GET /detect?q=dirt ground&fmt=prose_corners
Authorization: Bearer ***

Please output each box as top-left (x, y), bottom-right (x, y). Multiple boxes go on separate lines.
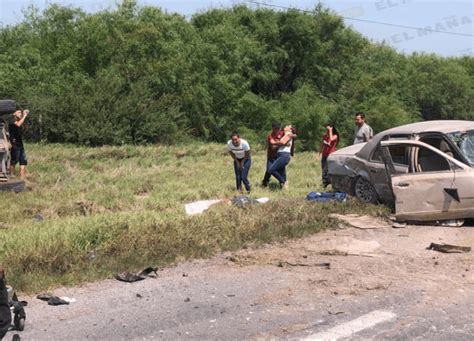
top-left (16, 216), bottom-right (474, 340)
top-left (229, 216), bottom-right (474, 297)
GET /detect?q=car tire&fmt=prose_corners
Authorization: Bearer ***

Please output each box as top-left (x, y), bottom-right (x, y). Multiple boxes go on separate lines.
top-left (353, 177), bottom-right (378, 204)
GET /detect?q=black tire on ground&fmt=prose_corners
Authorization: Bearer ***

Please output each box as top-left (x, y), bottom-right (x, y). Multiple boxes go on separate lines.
top-left (353, 177), bottom-right (378, 204)
top-left (0, 179), bottom-right (25, 193)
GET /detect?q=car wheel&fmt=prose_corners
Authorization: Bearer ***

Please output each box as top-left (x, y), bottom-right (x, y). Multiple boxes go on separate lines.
top-left (354, 177), bottom-right (378, 204)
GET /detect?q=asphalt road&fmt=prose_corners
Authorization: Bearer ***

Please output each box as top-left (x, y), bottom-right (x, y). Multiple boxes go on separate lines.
top-left (12, 220), bottom-right (474, 340)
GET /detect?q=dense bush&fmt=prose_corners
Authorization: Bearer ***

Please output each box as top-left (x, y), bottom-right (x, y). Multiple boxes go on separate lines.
top-left (0, 0), bottom-right (472, 148)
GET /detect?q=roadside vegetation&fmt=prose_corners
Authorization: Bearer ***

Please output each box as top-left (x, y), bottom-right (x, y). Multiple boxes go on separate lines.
top-left (0, 143), bottom-right (387, 292)
top-left (0, 1), bottom-right (472, 149)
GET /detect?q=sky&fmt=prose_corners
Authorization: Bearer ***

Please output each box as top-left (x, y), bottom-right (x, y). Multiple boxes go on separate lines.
top-left (0, 0), bottom-right (472, 57)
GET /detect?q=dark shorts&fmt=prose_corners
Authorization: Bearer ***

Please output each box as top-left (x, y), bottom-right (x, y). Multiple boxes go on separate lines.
top-left (11, 147), bottom-right (27, 166)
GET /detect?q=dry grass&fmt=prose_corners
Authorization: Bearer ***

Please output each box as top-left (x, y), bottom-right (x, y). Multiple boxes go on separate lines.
top-left (0, 143), bottom-right (388, 292)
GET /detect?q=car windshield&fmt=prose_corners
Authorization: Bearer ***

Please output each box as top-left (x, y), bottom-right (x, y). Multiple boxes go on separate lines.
top-left (448, 129), bottom-right (474, 166)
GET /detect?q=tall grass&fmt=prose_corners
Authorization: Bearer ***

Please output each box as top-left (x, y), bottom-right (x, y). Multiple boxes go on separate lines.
top-left (0, 143), bottom-right (387, 292)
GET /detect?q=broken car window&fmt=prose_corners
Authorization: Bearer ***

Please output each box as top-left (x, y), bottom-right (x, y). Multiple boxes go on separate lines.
top-left (448, 130), bottom-right (474, 166)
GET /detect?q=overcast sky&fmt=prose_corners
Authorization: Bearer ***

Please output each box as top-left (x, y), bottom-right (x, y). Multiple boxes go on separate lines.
top-left (0, 0), bottom-right (472, 57)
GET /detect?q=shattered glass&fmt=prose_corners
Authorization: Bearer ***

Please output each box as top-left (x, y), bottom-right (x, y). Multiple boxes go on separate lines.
top-left (448, 129), bottom-right (474, 166)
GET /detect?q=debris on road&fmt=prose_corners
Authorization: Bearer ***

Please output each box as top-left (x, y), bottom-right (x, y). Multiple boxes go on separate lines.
top-left (277, 261), bottom-right (330, 269)
top-left (306, 192), bottom-right (347, 202)
top-left (329, 214), bottom-right (388, 229)
top-left (115, 267), bottom-right (158, 283)
top-left (427, 243), bottom-right (471, 253)
top-left (36, 293), bottom-right (70, 306)
top-left (435, 219), bottom-right (465, 228)
top-left (392, 222), bottom-right (407, 228)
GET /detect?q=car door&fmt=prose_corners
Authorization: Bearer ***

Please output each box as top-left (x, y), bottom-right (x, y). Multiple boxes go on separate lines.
top-left (381, 140), bottom-right (474, 221)
top-left (368, 138), bottom-right (411, 203)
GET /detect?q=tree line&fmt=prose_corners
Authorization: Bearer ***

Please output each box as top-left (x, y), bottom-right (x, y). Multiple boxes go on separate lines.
top-left (0, 0), bottom-right (472, 149)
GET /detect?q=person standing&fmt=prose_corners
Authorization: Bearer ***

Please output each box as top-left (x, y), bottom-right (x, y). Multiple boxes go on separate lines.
top-left (261, 122), bottom-right (284, 187)
top-left (267, 125), bottom-right (296, 189)
top-left (227, 131), bottom-right (251, 193)
top-left (9, 109), bottom-right (29, 177)
top-left (321, 124), bottom-right (339, 188)
top-left (353, 112), bottom-right (373, 144)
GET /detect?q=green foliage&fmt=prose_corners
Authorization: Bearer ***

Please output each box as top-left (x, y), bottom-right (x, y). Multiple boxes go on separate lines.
top-left (0, 2), bottom-right (472, 149)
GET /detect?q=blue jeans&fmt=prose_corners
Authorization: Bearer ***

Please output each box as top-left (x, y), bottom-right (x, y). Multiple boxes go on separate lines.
top-left (268, 152), bottom-right (291, 184)
top-left (262, 157), bottom-right (276, 186)
top-left (321, 156), bottom-right (329, 187)
top-left (233, 157), bottom-right (251, 192)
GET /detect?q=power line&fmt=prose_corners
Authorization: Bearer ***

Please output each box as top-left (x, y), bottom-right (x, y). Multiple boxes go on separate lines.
top-left (246, 0), bottom-right (474, 37)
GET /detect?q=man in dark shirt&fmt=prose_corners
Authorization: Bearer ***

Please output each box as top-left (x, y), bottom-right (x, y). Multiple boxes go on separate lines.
top-left (261, 123), bottom-right (284, 187)
top-left (9, 109), bottom-right (29, 177)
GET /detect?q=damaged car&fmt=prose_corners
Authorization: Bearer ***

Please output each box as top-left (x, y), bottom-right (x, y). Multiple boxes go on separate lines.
top-left (327, 120), bottom-right (474, 221)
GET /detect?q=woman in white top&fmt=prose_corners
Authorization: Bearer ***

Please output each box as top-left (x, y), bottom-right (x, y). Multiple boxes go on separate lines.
top-left (267, 125), bottom-right (296, 189)
top-left (227, 131), bottom-right (252, 193)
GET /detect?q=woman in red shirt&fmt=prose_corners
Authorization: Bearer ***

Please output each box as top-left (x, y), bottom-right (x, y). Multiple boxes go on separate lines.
top-left (321, 124), bottom-right (339, 188)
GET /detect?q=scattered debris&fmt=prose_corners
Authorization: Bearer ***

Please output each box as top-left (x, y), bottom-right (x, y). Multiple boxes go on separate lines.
top-left (182, 273), bottom-right (188, 277)
top-left (277, 261), bottom-right (330, 269)
top-left (427, 243), bottom-right (471, 253)
top-left (184, 298), bottom-right (190, 302)
top-left (329, 214), bottom-right (388, 229)
top-left (184, 200), bottom-right (223, 216)
top-left (392, 222), bottom-right (407, 228)
top-left (328, 311), bottom-right (345, 315)
top-left (32, 214), bottom-right (44, 222)
top-left (136, 293), bottom-right (142, 298)
top-left (306, 192), bottom-right (347, 202)
top-left (226, 256), bottom-right (237, 263)
top-left (115, 267), bottom-right (159, 283)
top-left (36, 293), bottom-right (69, 306)
top-left (232, 196), bottom-right (258, 208)
top-left (60, 297), bottom-right (76, 303)
top-left (435, 219), bottom-right (465, 228)
top-left (255, 197), bottom-right (270, 204)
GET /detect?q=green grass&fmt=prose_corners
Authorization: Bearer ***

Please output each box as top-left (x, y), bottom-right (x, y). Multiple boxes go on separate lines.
top-left (0, 143), bottom-right (388, 292)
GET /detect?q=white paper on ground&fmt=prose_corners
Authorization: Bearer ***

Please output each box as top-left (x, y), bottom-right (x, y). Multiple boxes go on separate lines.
top-left (185, 200), bottom-right (223, 216)
top-left (256, 197), bottom-right (270, 204)
top-left (60, 297), bottom-right (76, 303)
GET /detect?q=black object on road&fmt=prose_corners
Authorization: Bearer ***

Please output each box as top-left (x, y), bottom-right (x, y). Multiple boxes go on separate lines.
top-left (427, 243), bottom-right (471, 253)
top-left (36, 293), bottom-right (69, 306)
top-left (115, 267), bottom-right (158, 283)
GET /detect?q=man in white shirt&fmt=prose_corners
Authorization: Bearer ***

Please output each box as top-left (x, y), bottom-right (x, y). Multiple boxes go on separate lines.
top-left (227, 131), bottom-right (251, 193)
top-left (353, 112), bottom-right (373, 144)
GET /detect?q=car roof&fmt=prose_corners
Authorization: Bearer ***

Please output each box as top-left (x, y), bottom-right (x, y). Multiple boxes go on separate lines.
top-left (357, 120), bottom-right (474, 160)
